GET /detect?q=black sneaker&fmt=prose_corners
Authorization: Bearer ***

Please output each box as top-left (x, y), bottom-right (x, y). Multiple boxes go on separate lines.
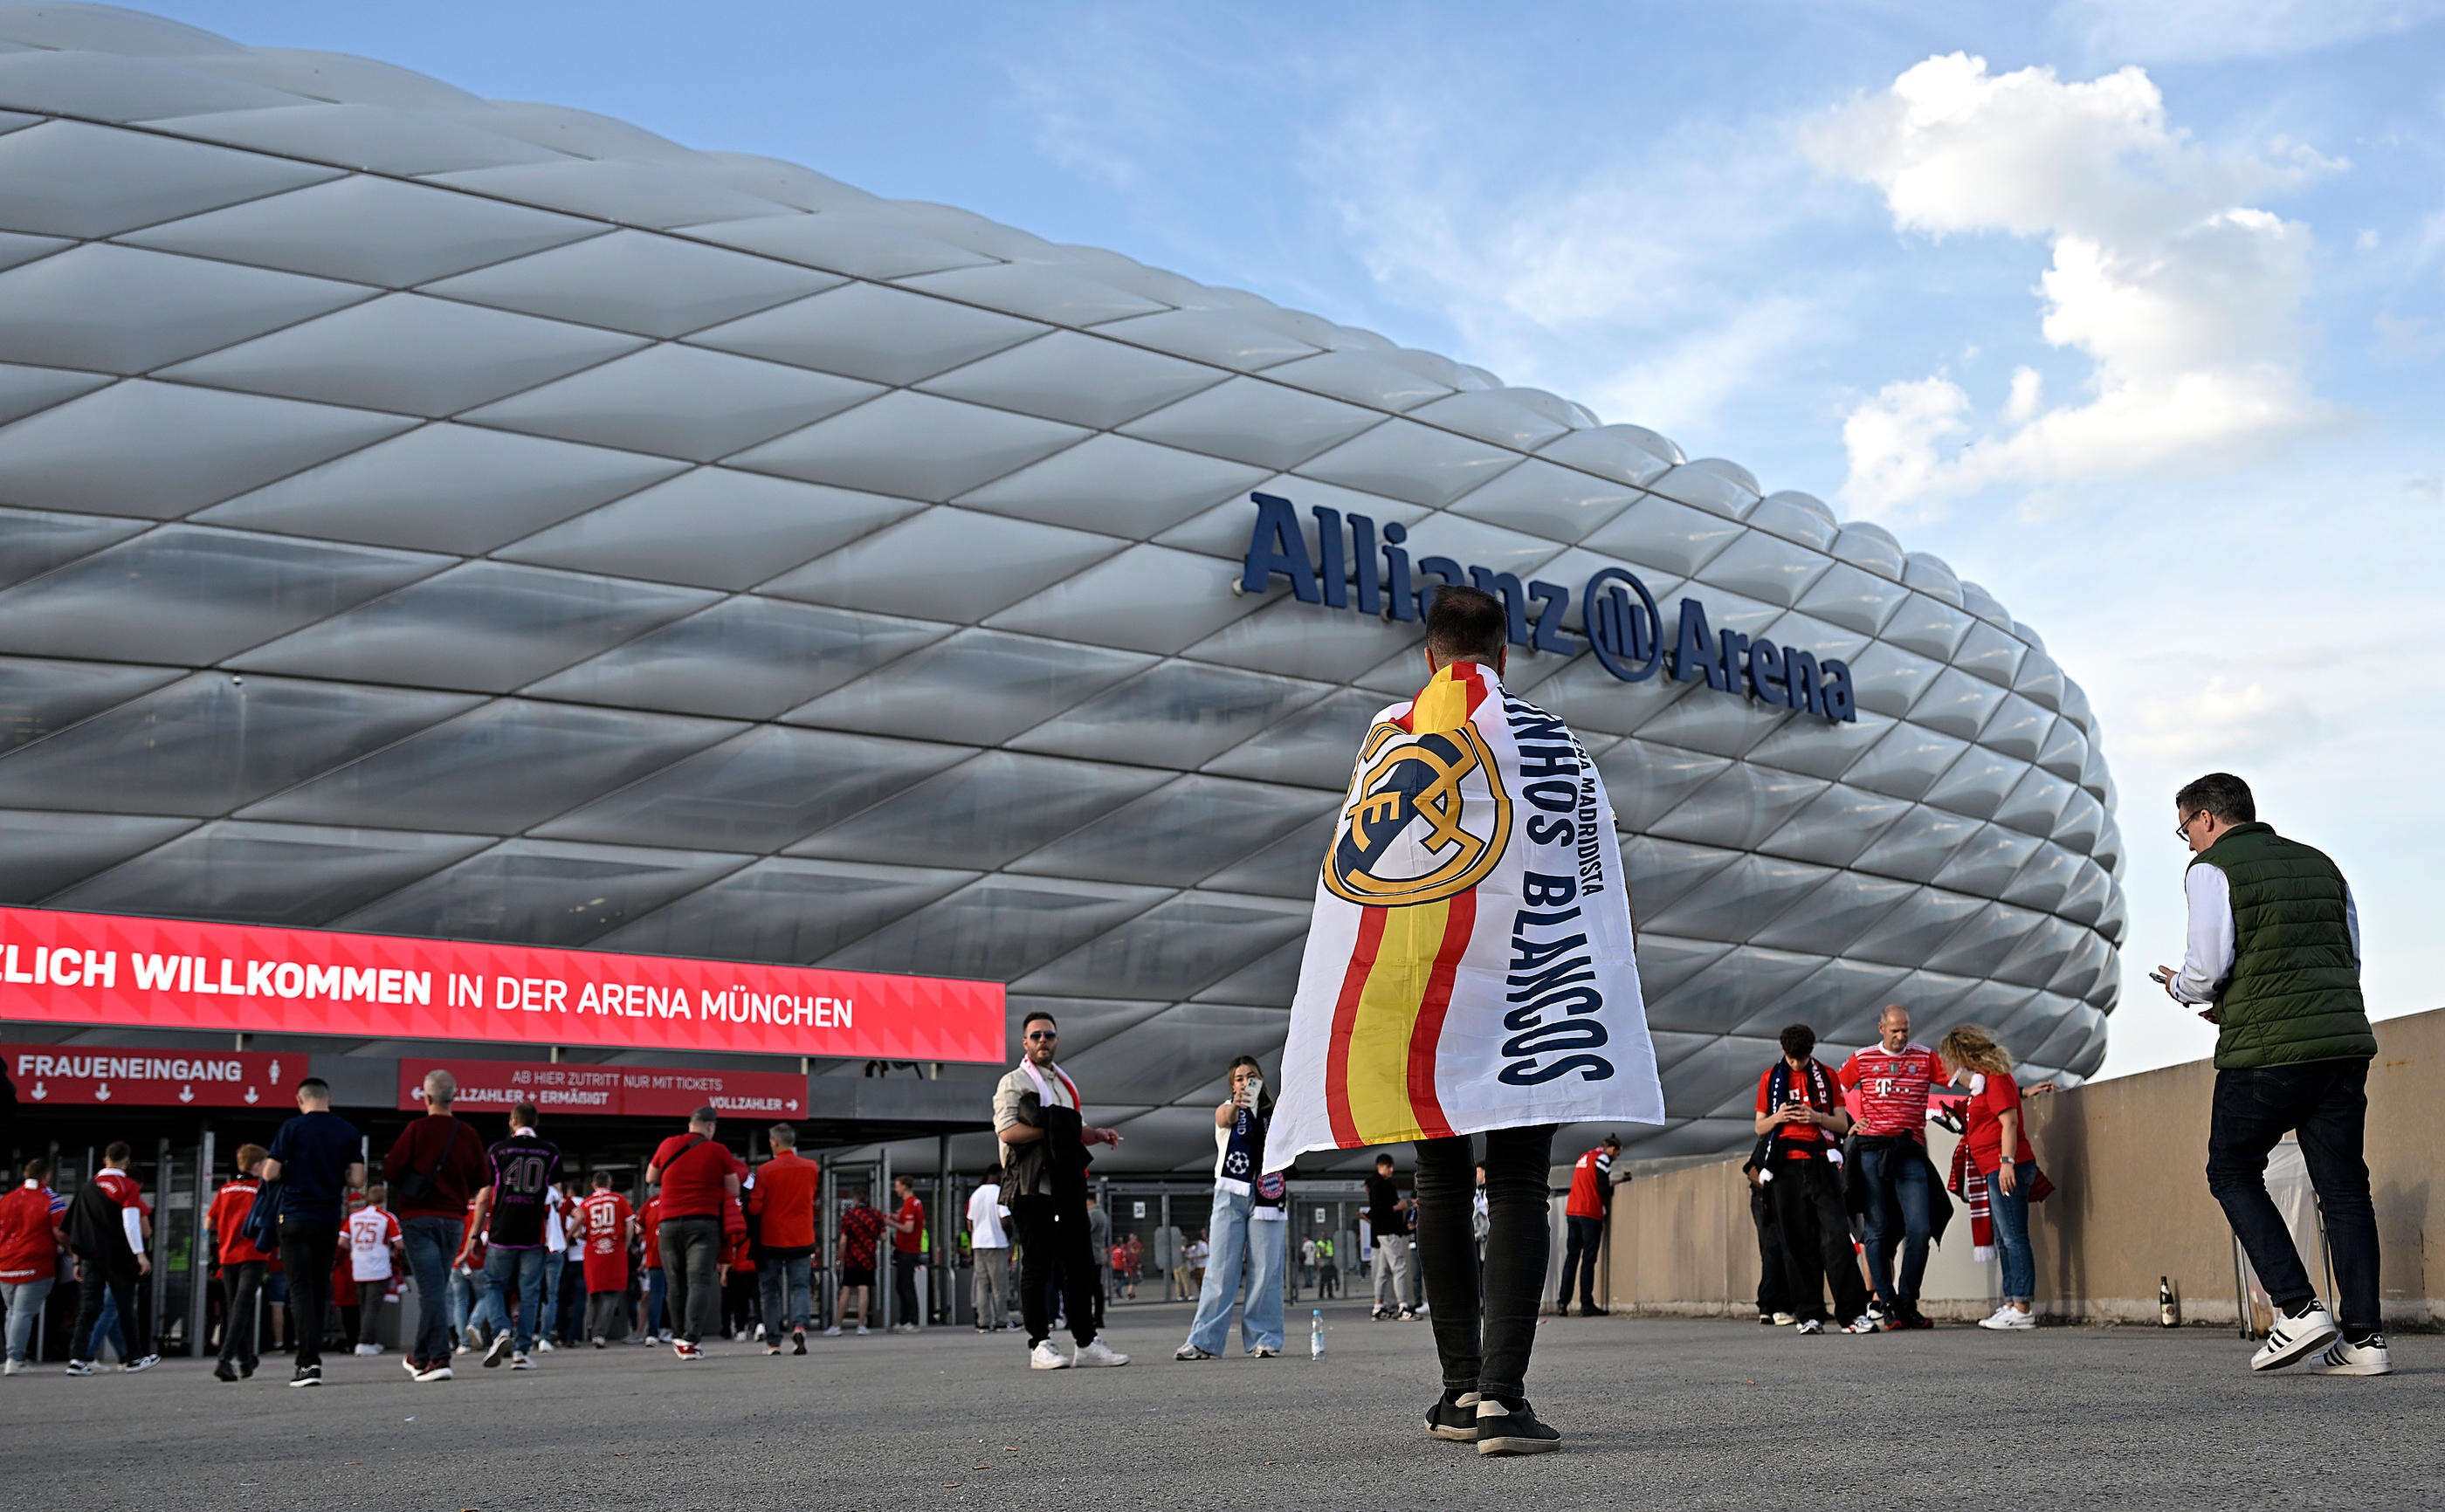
top-left (288, 1365), bottom-right (321, 1388)
top-left (1475, 1397), bottom-right (1561, 1456)
top-left (792, 1329), bottom-right (807, 1356)
top-left (1900, 1305), bottom-right (1934, 1330)
top-left (1577, 1304), bottom-right (1608, 1317)
top-left (1426, 1390), bottom-right (1482, 1441)
top-left (212, 1360), bottom-right (239, 1383)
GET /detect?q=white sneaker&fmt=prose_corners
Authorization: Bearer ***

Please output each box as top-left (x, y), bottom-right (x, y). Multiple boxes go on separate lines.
top-left (353, 1344), bottom-right (380, 1357)
top-left (855, 1325), bottom-right (871, 1337)
top-left (412, 1364), bottom-right (453, 1382)
top-left (1842, 1315), bottom-right (1880, 1334)
top-left (536, 1339), bottom-right (554, 1353)
top-left (1029, 1340), bottom-right (1071, 1371)
top-left (510, 1352), bottom-right (535, 1371)
top-left (1794, 1318), bottom-right (1823, 1335)
top-left (2308, 1334), bottom-right (2392, 1376)
top-left (1772, 1312), bottom-right (1796, 1326)
top-left (1072, 1338), bottom-right (1130, 1368)
top-left (1978, 1304), bottom-right (2035, 1331)
top-left (2252, 1299), bottom-right (2339, 1371)
top-left (121, 1354), bottom-right (162, 1372)
top-left (3, 1359), bottom-right (20, 1376)
top-left (821, 1325), bottom-right (842, 1337)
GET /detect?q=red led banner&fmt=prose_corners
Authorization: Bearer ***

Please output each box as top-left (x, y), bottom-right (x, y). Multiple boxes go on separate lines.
top-left (0, 907), bottom-right (1003, 1063)
top-left (398, 1059), bottom-right (809, 1120)
top-left (5, 1042), bottom-right (301, 1108)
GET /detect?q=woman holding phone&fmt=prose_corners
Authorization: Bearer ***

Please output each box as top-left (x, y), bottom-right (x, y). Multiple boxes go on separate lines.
top-left (1174, 1055), bottom-right (1291, 1359)
top-left (1939, 1025), bottom-right (2042, 1330)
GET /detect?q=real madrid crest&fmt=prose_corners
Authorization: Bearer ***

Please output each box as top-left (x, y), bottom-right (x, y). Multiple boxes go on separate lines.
top-left (1323, 721), bottom-right (1513, 906)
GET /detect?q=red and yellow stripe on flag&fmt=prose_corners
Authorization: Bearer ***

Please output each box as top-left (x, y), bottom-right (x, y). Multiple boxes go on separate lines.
top-left (1322, 663), bottom-right (1488, 1147)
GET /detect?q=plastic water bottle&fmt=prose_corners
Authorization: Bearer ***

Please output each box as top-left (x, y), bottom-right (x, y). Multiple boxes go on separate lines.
top-left (1310, 1309), bottom-right (1325, 1359)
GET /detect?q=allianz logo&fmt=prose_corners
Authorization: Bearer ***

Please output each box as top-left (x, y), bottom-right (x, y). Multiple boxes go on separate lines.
top-left (1236, 492), bottom-right (1858, 724)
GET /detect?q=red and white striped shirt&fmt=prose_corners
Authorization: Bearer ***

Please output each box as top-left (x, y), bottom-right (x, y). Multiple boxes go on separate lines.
top-left (1836, 1044), bottom-right (1946, 1137)
top-left (1838, 1045), bottom-right (1946, 1143)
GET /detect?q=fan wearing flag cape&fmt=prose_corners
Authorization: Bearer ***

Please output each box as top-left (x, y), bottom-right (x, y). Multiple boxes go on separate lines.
top-left (1266, 585), bottom-right (1663, 1457)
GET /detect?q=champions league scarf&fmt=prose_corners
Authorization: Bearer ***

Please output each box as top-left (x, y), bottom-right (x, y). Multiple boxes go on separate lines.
top-left (1266, 662), bottom-right (1663, 1171)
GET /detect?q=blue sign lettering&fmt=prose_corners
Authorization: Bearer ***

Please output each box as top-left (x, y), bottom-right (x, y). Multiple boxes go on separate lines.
top-left (1237, 494), bottom-right (1856, 724)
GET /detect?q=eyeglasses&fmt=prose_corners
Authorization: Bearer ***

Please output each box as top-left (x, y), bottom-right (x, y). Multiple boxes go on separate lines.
top-left (1025, 1030), bottom-right (1058, 1041)
top-left (2174, 811), bottom-right (2199, 841)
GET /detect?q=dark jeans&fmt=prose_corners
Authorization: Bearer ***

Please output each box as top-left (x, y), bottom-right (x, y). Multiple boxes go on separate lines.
top-left (1009, 1192), bottom-right (1099, 1347)
top-left (758, 1254), bottom-right (811, 1334)
top-left (278, 1220), bottom-right (340, 1371)
top-left (658, 1217), bottom-right (722, 1346)
top-left (69, 1261), bottom-right (140, 1364)
top-left (892, 1251), bottom-right (920, 1327)
top-left (1748, 1186), bottom-right (1789, 1315)
top-left (398, 1215), bottom-right (462, 1369)
top-left (215, 1261), bottom-right (265, 1370)
top-left (1767, 1158), bottom-right (1865, 1324)
top-left (1557, 1214), bottom-right (1605, 1307)
top-left (356, 1288), bottom-right (385, 1348)
top-left (1855, 1141), bottom-right (1934, 1309)
top-left (1415, 1124), bottom-right (1554, 1405)
top-left (2206, 1057), bottom-right (2380, 1341)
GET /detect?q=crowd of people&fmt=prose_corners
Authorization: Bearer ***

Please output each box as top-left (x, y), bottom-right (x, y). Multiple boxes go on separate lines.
top-left (0, 725), bottom-right (2396, 1451)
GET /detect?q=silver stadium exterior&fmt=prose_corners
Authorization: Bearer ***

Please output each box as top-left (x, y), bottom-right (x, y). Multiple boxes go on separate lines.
top-left (0, 5), bottom-right (2121, 1170)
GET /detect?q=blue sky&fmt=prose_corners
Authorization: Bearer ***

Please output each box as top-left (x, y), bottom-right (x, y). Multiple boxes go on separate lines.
top-left (138, 1), bottom-right (2445, 1078)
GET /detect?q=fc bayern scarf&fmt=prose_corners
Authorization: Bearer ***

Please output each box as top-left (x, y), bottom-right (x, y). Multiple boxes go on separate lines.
top-left (1266, 663), bottom-right (1663, 1171)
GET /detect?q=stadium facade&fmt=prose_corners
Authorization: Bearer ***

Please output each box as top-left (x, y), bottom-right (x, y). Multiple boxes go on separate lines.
top-left (0, 4), bottom-right (2121, 1171)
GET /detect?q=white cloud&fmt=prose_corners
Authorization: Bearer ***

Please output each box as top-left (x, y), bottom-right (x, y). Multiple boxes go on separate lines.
top-left (2122, 677), bottom-right (2323, 764)
top-left (2055, 0), bottom-right (2445, 65)
top-left (1806, 53), bottom-right (2343, 518)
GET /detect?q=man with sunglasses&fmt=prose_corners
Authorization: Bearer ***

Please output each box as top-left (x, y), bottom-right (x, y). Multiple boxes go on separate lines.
top-left (2151, 771), bottom-right (2385, 1377)
top-left (993, 1011), bottom-right (1128, 1371)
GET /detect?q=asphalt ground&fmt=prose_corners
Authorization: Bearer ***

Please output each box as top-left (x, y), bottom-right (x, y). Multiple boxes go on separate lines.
top-left (1, 1299), bottom-right (2435, 1511)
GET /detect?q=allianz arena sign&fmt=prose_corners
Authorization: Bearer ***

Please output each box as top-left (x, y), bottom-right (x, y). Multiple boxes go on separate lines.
top-left (1240, 493), bottom-right (1858, 722)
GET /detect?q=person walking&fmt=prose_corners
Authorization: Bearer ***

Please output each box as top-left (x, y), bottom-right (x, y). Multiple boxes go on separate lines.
top-left (1, 1156), bottom-right (65, 1376)
top-left (575, 1172), bottom-right (634, 1347)
top-left (1555, 1134), bottom-right (1619, 1316)
top-left (1838, 1006), bottom-right (1949, 1330)
top-left (260, 1079), bottom-right (364, 1386)
top-left (995, 1009), bottom-right (1128, 1370)
top-left (967, 1168), bottom-right (1014, 1332)
top-left (887, 1174), bottom-right (926, 1332)
top-left (203, 1147), bottom-right (274, 1379)
top-left (381, 1069), bottom-right (489, 1383)
top-left (343, 1185), bottom-right (403, 1356)
top-left (1935, 1026), bottom-right (2048, 1331)
top-left (472, 1101), bottom-right (561, 1371)
top-left (1176, 1055), bottom-right (1291, 1361)
top-left (647, 1106), bottom-right (743, 1361)
top-left (748, 1124), bottom-right (818, 1355)
top-left (1754, 1025), bottom-right (1870, 1337)
top-left (2151, 772), bottom-right (2386, 1375)
top-left (1365, 1155), bottom-right (1415, 1321)
top-left (62, 1141), bottom-right (157, 1377)
top-left (827, 1188), bottom-right (884, 1336)
top-left (538, 1181), bottom-right (574, 1351)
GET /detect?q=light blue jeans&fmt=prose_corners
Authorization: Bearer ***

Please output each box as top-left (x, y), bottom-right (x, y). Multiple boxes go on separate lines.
top-left (483, 1247), bottom-right (550, 1353)
top-left (4, 1278), bottom-right (54, 1362)
top-left (1987, 1159), bottom-right (2036, 1305)
top-left (1186, 1186), bottom-right (1288, 1355)
top-left (758, 1254), bottom-right (812, 1332)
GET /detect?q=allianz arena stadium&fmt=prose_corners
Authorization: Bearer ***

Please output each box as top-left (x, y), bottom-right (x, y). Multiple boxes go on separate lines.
top-left (0, 4), bottom-right (2120, 1170)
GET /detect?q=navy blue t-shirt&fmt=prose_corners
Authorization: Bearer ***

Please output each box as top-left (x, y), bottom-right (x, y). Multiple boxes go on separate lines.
top-left (267, 1109), bottom-right (362, 1226)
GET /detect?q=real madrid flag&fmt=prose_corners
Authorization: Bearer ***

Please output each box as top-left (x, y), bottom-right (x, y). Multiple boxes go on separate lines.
top-left (1264, 661), bottom-right (1663, 1171)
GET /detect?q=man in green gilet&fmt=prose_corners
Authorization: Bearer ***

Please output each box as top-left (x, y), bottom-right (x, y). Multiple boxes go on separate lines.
top-left (2150, 772), bottom-right (2386, 1377)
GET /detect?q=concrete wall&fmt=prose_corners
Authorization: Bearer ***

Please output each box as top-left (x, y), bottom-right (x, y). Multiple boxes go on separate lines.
top-left (1608, 1007), bottom-right (2443, 1328)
